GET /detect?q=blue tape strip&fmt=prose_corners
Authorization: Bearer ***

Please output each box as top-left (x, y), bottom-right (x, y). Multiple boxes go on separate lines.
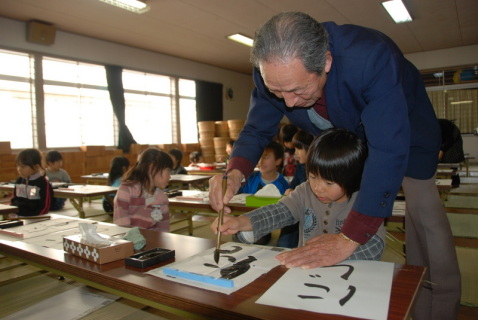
top-left (163, 267), bottom-right (234, 288)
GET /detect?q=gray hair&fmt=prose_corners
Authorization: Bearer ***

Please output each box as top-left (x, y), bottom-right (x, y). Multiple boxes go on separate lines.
top-left (251, 12), bottom-right (329, 74)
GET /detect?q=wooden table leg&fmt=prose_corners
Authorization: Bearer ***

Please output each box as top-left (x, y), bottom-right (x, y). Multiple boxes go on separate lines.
top-left (68, 198), bottom-right (85, 219)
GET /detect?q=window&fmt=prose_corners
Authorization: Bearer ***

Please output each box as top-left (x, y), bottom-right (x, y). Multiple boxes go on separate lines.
top-left (123, 70), bottom-right (198, 144)
top-left (427, 87), bottom-right (478, 134)
top-left (42, 57), bottom-right (116, 147)
top-left (0, 49), bottom-right (199, 150)
top-left (0, 49), bottom-right (36, 149)
top-left (423, 66), bottom-right (478, 134)
top-left (178, 79), bottom-right (198, 143)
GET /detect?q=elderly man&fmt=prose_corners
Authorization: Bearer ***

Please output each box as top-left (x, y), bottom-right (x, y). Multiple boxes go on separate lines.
top-left (209, 12), bottom-right (460, 320)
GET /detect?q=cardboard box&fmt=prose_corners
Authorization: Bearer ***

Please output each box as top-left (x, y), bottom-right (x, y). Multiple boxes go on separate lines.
top-left (245, 195), bottom-right (282, 207)
top-left (0, 141), bottom-right (12, 155)
top-left (63, 234), bottom-right (134, 264)
top-left (80, 145), bottom-right (106, 156)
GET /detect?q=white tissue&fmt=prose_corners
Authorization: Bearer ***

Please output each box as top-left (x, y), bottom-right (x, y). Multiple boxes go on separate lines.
top-left (79, 223), bottom-right (111, 245)
top-left (254, 184), bottom-right (282, 198)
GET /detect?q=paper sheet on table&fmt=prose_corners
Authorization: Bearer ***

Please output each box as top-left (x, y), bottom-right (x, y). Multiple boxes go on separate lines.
top-left (256, 260), bottom-right (394, 320)
top-left (22, 224), bottom-right (131, 249)
top-left (2, 286), bottom-right (118, 320)
top-left (147, 242), bottom-right (287, 294)
top-left (175, 192), bottom-right (251, 205)
top-left (0, 218), bottom-right (81, 239)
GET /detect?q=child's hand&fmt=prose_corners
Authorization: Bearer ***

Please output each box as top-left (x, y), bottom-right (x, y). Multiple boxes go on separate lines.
top-left (211, 215), bottom-right (245, 235)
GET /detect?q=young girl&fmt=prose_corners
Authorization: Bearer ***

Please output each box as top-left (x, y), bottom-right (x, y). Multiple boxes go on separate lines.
top-left (103, 156), bottom-right (130, 212)
top-left (213, 128), bottom-right (386, 261)
top-left (11, 149), bottom-right (53, 216)
top-left (280, 130), bottom-right (315, 248)
top-left (114, 148), bottom-right (173, 232)
top-left (284, 130), bottom-right (315, 195)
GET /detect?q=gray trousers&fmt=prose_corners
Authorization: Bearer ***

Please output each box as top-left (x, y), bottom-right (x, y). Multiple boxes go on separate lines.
top-left (402, 176), bottom-right (461, 320)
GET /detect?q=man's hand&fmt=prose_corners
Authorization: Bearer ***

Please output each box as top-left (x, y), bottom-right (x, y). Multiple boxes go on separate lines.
top-left (208, 169), bottom-right (243, 214)
top-left (275, 233), bottom-right (359, 269)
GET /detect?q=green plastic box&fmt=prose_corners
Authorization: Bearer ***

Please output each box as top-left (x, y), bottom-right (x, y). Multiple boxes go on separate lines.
top-left (245, 195), bottom-right (282, 207)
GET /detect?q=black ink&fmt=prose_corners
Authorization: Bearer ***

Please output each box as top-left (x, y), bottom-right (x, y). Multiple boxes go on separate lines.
top-left (304, 283), bottom-right (330, 292)
top-left (322, 264), bottom-right (354, 280)
top-left (220, 256), bottom-right (257, 279)
top-left (298, 295), bottom-right (324, 299)
top-left (203, 263), bottom-right (219, 268)
top-left (219, 245), bottom-right (242, 254)
top-left (339, 285), bottom-right (356, 306)
top-left (309, 274), bottom-right (321, 278)
top-left (222, 255), bottom-right (236, 262)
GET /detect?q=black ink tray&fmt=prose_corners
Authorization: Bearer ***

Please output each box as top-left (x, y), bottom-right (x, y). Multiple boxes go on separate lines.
top-left (0, 220), bottom-right (23, 229)
top-left (125, 248), bottom-right (175, 268)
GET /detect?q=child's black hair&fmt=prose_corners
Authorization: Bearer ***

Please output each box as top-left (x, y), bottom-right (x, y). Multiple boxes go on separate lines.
top-left (306, 128), bottom-right (367, 197)
top-left (16, 148), bottom-right (44, 170)
top-left (292, 130), bottom-right (315, 151)
top-left (123, 148), bottom-right (173, 194)
top-left (189, 151), bottom-right (202, 163)
top-left (168, 149), bottom-right (183, 168)
top-left (279, 124), bottom-right (299, 143)
top-left (45, 150), bottom-right (63, 164)
top-left (264, 141), bottom-right (285, 171)
top-left (108, 156), bottom-right (130, 185)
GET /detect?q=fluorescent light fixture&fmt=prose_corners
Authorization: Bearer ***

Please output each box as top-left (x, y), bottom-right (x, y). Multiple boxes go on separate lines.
top-left (450, 101), bottom-right (473, 105)
top-left (382, 0), bottom-right (412, 23)
top-left (98, 0), bottom-right (150, 14)
top-left (227, 34), bottom-right (254, 47)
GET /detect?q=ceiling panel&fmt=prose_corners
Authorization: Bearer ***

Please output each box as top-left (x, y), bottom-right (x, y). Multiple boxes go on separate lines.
top-left (1, 0), bottom-right (477, 74)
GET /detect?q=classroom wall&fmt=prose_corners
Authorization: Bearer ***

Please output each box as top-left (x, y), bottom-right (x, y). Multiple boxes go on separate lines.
top-left (405, 44), bottom-right (478, 71)
top-left (0, 17), bottom-right (254, 121)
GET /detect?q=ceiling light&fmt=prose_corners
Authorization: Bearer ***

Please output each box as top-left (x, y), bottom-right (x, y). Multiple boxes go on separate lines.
top-left (98, 0), bottom-right (150, 14)
top-left (382, 0), bottom-right (412, 23)
top-left (450, 101), bottom-right (473, 105)
top-left (227, 34), bottom-right (254, 47)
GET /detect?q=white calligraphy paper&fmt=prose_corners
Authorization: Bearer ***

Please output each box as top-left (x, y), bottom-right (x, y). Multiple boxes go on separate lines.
top-left (148, 242), bottom-right (286, 294)
top-left (256, 260), bottom-right (394, 320)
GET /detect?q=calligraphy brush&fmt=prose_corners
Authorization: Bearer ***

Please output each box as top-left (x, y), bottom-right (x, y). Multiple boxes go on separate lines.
top-left (214, 175), bottom-right (227, 264)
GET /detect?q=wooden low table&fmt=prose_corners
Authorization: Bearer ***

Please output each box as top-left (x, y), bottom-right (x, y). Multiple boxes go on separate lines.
top-left (81, 173), bottom-right (108, 185)
top-left (169, 174), bottom-right (212, 190)
top-left (54, 185), bottom-right (118, 219)
top-left (0, 184), bottom-right (117, 219)
top-left (0, 203), bottom-right (18, 218)
top-left (0, 215), bottom-right (425, 320)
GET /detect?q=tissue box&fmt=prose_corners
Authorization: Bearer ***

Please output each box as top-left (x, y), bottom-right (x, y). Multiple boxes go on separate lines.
top-left (63, 234), bottom-right (134, 264)
top-left (245, 195), bottom-right (282, 207)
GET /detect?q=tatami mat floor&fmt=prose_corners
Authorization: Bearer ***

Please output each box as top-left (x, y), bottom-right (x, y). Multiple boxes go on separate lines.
top-left (1, 164), bottom-right (477, 319)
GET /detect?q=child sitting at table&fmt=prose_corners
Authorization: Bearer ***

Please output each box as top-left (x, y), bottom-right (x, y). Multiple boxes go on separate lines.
top-left (212, 128), bottom-right (385, 260)
top-left (45, 150), bottom-right (71, 210)
top-left (114, 148), bottom-right (173, 232)
top-left (280, 130), bottom-right (315, 248)
top-left (103, 156), bottom-right (130, 212)
top-left (188, 151), bottom-right (203, 167)
top-left (237, 140), bottom-right (289, 245)
top-left (11, 148), bottom-right (53, 216)
top-left (168, 149), bottom-right (188, 174)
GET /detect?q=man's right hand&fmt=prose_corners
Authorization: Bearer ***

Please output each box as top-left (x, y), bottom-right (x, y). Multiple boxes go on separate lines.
top-left (208, 169), bottom-right (244, 214)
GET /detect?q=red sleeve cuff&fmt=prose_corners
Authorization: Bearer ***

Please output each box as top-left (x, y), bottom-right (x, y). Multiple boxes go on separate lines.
top-left (341, 210), bottom-right (384, 244)
top-left (227, 156), bottom-right (256, 180)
